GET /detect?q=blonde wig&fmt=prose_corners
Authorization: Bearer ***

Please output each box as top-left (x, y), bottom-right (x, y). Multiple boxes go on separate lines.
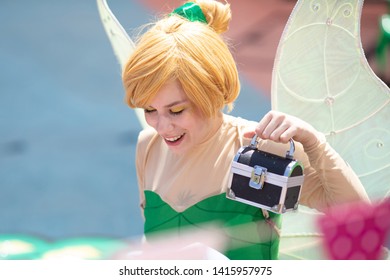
top-left (122, 0), bottom-right (240, 118)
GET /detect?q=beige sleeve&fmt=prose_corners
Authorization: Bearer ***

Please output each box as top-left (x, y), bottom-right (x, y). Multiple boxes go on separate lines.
top-left (135, 128), bottom-right (157, 219)
top-left (296, 133), bottom-right (370, 211)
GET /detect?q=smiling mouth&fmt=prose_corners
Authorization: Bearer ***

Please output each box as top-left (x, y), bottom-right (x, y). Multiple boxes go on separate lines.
top-left (165, 133), bottom-right (185, 143)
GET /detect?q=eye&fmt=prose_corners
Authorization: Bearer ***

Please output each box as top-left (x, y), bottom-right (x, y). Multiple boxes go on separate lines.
top-left (144, 108), bottom-right (156, 114)
top-left (170, 106), bottom-right (185, 116)
top-left (170, 109), bottom-right (184, 116)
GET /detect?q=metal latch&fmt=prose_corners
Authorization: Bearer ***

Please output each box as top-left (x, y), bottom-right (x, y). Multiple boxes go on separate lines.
top-left (249, 165), bottom-right (267, 189)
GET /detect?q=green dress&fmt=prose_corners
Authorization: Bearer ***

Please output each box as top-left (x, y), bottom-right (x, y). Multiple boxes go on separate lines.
top-left (143, 190), bottom-right (282, 260)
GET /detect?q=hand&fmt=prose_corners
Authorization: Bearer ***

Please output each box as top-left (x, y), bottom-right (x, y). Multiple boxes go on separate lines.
top-left (243, 110), bottom-right (320, 148)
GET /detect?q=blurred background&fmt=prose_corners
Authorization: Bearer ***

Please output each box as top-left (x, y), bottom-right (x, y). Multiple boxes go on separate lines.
top-left (0, 0), bottom-right (388, 252)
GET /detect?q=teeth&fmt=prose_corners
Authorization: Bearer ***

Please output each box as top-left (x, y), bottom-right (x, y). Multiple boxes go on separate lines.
top-left (165, 133), bottom-right (184, 142)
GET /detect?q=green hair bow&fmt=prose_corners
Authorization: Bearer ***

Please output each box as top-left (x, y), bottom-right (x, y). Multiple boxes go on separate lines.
top-left (171, 2), bottom-right (207, 24)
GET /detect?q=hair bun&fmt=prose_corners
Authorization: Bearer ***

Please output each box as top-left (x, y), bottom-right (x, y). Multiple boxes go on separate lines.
top-left (195, 0), bottom-right (232, 34)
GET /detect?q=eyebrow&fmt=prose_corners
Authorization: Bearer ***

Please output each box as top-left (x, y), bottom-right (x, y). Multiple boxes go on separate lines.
top-left (147, 100), bottom-right (189, 109)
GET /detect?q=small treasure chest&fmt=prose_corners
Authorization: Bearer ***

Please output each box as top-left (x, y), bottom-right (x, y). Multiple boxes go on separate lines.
top-left (227, 135), bottom-right (304, 214)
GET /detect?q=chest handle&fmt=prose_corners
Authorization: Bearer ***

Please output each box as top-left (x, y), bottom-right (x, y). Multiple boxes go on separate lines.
top-left (249, 135), bottom-right (295, 160)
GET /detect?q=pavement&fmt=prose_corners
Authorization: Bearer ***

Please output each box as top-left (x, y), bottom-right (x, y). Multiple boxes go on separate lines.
top-left (0, 0), bottom-right (388, 244)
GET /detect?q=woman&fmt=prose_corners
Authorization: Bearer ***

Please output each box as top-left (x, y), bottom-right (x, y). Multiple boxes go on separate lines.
top-left (122, 0), bottom-right (369, 259)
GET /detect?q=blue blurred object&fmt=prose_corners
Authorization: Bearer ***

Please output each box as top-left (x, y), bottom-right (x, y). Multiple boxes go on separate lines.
top-left (0, 234), bottom-right (130, 260)
top-left (0, 234), bottom-right (50, 260)
top-left (0, 0), bottom-right (149, 240)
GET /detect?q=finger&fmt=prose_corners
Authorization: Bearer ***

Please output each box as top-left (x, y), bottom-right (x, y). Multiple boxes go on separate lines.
top-left (243, 130), bottom-right (256, 139)
top-left (268, 122), bottom-right (296, 143)
top-left (259, 114), bottom-right (285, 139)
top-left (278, 127), bottom-right (297, 143)
top-left (269, 124), bottom-right (289, 142)
top-left (255, 111), bottom-right (273, 137)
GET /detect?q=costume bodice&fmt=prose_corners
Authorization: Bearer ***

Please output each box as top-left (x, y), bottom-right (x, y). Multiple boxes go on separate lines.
top-left (143, 190), bottom-right (281, 260)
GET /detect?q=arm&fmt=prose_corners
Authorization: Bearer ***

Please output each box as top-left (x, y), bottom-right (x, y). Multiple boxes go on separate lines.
top-left (135, 136), bottom-right (146, 220)
top-left (135, 127), bottom-right (158, 219)
top-left (244, 110), bottom-right (370, 211)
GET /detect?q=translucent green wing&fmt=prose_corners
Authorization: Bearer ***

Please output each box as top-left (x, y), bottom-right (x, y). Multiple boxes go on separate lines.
top-left (272, 0), bottom-right (390, 259)
top-left (97, 0), bottom-right (148, 128)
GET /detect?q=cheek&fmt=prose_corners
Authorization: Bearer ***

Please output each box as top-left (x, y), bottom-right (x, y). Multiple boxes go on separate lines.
top-left (144, 114), bottom-right (156, 128)
top-left (179, 113), bottom-right (197, 130)
top-left (184, 116), bottom-right (205, 135)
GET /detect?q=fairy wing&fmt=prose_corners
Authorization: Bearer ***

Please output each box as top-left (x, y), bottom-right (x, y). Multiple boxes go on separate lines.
top-left (272, 0), bottom-right (390, 259)
top-left (97, 0), bottom-right (148, 128)
top-left (272, 0), bottom-right (390, 200)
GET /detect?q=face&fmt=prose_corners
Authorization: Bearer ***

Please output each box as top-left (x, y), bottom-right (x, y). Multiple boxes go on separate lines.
top-left (143, 80), bottom-right (221, 155)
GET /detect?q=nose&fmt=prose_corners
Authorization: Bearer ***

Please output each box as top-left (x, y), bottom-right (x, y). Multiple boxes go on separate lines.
top-left (155, 115), bottom-right (173, 134)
